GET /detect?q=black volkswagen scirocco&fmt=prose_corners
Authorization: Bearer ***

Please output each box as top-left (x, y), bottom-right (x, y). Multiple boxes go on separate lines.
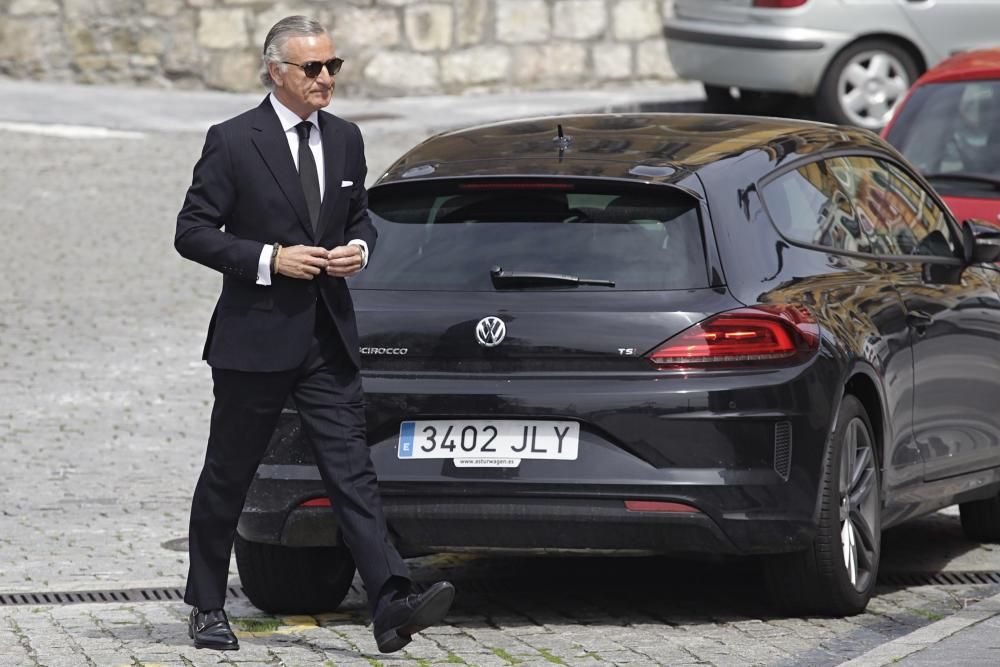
top-left (234, 113), bottom-right (1000, 617)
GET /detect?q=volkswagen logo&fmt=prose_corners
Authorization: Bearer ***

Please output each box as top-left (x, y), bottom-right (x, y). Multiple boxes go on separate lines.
top-left (475, 316), bottom-right (506, 347)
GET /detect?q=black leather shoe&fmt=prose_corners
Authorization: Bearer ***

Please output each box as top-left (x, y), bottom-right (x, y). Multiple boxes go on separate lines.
top-left (373, 581), bottom-right (455, 653)
top-left (188, 607), bottom-right (239, 651)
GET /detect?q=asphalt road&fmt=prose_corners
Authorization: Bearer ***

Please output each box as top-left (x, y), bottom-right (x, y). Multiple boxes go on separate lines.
top-left (2, 79), bottom-right (1000, 666)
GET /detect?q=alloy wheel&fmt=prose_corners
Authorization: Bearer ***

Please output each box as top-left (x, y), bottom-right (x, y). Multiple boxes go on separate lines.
top-left (838, 416), bottom-right (878, 591)
top-left (836, 50), bottom-right (911, 130)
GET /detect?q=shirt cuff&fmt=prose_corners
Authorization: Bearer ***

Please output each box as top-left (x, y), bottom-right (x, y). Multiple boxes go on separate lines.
top-left (348, 239), bottom-right (369, 269)
top-left (256, 244), bottom-right (273, 286)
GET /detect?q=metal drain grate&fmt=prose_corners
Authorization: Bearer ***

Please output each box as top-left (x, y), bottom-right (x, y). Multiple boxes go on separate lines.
top-left (0, 586), bottom-right (244, 607)
top-left (879, 571), bottom-right (1000, 587)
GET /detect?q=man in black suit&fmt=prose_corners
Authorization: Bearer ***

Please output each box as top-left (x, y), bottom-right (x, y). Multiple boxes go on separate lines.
top-left (174, 15), bottom-right (454, 654)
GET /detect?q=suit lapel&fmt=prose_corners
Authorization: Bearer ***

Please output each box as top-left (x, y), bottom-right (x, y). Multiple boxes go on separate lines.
top-left (250, 99), bottom-right (314, 241)
top-left (317, 112), bottom-right (345, 241)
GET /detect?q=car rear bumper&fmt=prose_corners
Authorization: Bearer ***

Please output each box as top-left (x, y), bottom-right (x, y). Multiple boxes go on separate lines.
top-left (239, 484), bottom-right (819, 557)
top-left (664, 18), bottom-right (848, 95)
top-left (240, 358), bottom-right (841, 557)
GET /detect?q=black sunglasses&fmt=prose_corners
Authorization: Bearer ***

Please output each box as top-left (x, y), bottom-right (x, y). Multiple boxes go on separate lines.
top-left (282, 57), bottom-right (344, 78)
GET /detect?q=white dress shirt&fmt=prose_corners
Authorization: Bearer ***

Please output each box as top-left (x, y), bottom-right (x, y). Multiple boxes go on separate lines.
top-left (256, 93), bottom-right (368, 285)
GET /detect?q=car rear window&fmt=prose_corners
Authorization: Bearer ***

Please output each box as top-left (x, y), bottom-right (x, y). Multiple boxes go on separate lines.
top-left (351, 180), bottom-right (709, 291)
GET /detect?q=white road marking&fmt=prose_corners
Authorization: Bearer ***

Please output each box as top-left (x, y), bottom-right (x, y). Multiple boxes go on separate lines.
top-left (0, 121), bottom-right (145, 139)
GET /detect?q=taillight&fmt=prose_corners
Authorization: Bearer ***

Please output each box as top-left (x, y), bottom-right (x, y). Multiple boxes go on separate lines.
top-left (647, 305), bottom-right (819, 369)
top-left (753, 0), bottom-right (808, 7)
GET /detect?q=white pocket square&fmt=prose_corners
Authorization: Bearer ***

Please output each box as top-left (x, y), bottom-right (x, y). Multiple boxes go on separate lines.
top-left (341, 180), bottom-right (354, 187)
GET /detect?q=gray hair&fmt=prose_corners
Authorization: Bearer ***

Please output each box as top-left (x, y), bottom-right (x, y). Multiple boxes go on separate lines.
top-left (259, 15), bottom-right (327, 90)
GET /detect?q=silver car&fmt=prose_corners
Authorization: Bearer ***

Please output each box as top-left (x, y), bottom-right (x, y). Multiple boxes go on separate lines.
top-left (664, 0), bottom-right (1000, 130)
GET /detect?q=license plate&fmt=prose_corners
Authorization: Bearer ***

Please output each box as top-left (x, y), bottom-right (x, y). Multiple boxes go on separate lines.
top-left (397, 420), bottom-right (579, 461)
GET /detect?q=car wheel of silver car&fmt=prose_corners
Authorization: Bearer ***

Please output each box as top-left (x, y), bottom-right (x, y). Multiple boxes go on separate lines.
top-left (817, 39), bottom-right (919, 131)
top-left (235, 534), bottom-right (356, 614)
top-left (764, 395), bottom-right (881, 616)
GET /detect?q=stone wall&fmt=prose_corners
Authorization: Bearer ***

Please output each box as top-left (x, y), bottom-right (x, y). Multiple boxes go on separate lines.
top-left (0, 0), bottom-right (677, 97)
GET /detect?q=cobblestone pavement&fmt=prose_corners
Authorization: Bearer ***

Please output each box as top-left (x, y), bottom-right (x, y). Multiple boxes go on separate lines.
top-left (4, 113), bottom-right (1000, 667)
top-left (1, 558), bottom-right (998, 667)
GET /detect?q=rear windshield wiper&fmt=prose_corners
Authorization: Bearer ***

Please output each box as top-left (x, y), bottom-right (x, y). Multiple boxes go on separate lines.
top-left (922, 172), bottom-right (1000, 190)
top-left (490, 266), bottom-right (615, 288)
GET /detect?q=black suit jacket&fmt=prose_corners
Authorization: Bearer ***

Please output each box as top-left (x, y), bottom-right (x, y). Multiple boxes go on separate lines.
top-left (175, 97), bottom-right (377, 372)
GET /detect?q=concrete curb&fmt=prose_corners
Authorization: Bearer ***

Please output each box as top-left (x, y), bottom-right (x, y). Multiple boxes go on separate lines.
top-left (838, 591), bottom-right (1000, 666)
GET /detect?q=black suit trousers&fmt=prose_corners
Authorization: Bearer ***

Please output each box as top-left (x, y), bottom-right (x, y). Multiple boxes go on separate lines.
top-left (184, 305), bottom-right (409, 611)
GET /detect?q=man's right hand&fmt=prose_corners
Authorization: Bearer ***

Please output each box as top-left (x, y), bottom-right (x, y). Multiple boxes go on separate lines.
top-left (275, 245), bottom-right (329, 280)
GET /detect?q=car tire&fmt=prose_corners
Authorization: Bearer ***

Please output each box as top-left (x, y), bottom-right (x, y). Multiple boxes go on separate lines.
top-left (235, 534), bottom-right (356, 614)
top-left (764, 395), bottom-right (881, 616)
top-left (816, 39), bottom-right (919, 130)
top-left (959, 495), bottom-right (1000, 541)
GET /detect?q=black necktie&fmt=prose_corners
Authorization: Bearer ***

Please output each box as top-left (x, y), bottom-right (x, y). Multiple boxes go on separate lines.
top-left (296, 121), bottom-right (321, 231)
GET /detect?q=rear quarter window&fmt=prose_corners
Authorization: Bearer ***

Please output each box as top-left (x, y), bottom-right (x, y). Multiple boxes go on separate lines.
top-left (760, 160), bottom-right (873, 254)
top-left (351, 181), bottom-right (709, 291)
top-left (760, 155), bottom-right (959, 259)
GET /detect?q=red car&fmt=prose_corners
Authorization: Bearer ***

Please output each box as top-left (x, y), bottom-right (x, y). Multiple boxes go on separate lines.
top-left (883, 48), bottom-right (1000, 226)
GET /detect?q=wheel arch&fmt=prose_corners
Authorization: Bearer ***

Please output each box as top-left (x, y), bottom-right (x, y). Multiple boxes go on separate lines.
top-left (842, 368), bottom-right (887, 472)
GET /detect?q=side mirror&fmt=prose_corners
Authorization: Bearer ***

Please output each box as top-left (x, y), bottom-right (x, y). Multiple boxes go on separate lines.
top-left (961, 219), bottom-right (1000, 264)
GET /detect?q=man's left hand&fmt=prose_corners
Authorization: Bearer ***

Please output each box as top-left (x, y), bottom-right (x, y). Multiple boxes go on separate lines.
top-left (326, 244), bottom-right (364, 277)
